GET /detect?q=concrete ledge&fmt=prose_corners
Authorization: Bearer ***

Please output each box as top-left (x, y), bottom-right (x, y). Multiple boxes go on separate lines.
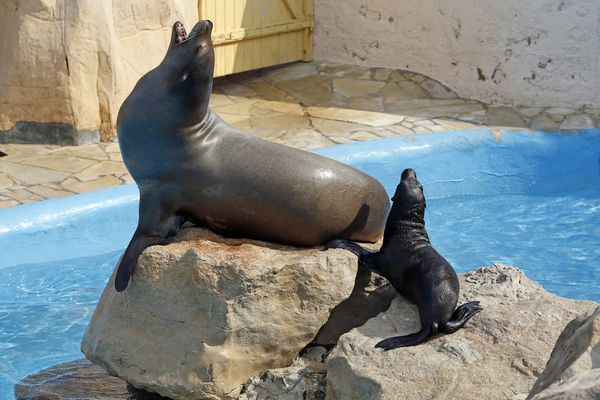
top-left (0, 121), bottom-right (99, 146)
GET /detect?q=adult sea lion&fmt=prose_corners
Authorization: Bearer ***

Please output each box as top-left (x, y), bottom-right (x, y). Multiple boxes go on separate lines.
top-left (328, 169), bottom-right (482, 350)
top-left (114, 20), bottom-right (390, 292)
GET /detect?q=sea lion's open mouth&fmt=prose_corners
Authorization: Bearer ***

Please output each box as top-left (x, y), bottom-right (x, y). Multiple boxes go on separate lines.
top-left (175, 20), bottom-right (213, 44)
top-left (175, 21), bottom-right (187, 44)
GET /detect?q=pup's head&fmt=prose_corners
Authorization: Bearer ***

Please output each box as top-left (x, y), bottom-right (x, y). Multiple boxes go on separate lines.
top-left (391, 168), bottom-right (426, 221)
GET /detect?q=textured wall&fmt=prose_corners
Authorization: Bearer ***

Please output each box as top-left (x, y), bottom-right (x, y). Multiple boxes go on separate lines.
top-left (0, 0), bottom-right (197, 140)
top-left (314, 0), bottom-right (600, 108)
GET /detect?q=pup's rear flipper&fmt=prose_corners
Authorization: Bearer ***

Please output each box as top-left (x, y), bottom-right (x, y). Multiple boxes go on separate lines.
top-left (375, 325), bottom-right (432, 351)
top-left (441, 301), bottom-right (483, 334)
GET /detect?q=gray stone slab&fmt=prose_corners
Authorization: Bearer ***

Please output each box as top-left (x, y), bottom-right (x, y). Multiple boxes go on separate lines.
top-left (0, 121), bottom-right (99, 146)
top-left (15, 359), bottom-right (167, 399)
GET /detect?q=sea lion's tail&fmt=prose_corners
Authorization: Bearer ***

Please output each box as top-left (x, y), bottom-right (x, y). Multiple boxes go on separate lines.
top-left (375, 325), bottom-right (433, 350)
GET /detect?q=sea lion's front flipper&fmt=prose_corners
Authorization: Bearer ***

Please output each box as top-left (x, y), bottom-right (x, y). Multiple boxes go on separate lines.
top-left (375, 325), bottom-right (433, 350)
top-left (115, 231), bottom-right (166, 292)
top-left (441, 301), bottom-right (483, 334)
top-left (114, 194), bottom-right (185, 292)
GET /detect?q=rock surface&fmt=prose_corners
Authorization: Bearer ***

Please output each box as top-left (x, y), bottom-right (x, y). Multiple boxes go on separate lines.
top-left (528, 306), bottom-right (600, 399)
top-left (325, 264), bottom-right (597, 400)
top-left (239, 346), bottom-right (328, 400)
top-left (0, 0), bottom-right (197, 142)
top-left (81, 227), bottom-right (358, 399)
top-left (312, 263), bottom-right (396, 346)
top-left (14, 359), bottom-right (166, 399)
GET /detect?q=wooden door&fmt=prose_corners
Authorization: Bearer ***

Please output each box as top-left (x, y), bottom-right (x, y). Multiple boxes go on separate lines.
top-left (199, 0), bottom-right (313, 77)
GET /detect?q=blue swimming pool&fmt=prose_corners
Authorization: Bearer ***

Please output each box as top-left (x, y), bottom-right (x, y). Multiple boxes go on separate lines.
top-left (1, 129), bottom-right (599, 398)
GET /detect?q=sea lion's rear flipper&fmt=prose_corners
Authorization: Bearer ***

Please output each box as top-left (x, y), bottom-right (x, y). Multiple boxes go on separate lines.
top-left (441, 301), bottom-right (483, 334)
top-left (375, 325), bottom-right (432, 350)
top-left (115, 194), bottom-right (185, 292)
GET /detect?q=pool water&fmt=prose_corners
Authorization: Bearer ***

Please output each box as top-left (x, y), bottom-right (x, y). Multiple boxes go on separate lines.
top-left (428, 190), bottom-right (600, 300)
top-left (0, 251), bottom-right (120, 397)
top-left (0, 129), bottom-right (599, 398)
top-left (1, 193), bottom-right (599, 398)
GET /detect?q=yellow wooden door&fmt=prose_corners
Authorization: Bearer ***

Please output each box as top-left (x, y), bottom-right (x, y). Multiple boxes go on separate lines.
top-left (199, 0), bottom-right (313, 77)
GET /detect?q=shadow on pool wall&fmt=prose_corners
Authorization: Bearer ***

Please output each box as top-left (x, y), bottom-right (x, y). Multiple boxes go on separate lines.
top-left (1, 128), bottom-right (599, 268)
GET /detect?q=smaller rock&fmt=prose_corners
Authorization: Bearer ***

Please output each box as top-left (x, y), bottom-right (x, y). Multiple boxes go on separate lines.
top-left (528, 307), bottom-right (600, 399)
top-left (559, 113), bottom-right (595, 130)
top-left (325, 264), bottom-right (597, 400)
top-left (14, 359), bottom-right (166, 400)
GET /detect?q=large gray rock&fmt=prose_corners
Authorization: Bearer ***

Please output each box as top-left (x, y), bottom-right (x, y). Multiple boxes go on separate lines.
top-left (325, 264), bottom-right (597, 400)
top-left (82, 227), bottom-right (358, 400)
top-left (528, 306), bottom-right (600, 399)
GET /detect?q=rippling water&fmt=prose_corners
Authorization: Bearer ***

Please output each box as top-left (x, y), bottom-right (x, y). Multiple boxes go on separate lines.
top-left (427, 189), bottom-right (600, 301)
top-left (1, 190), bottom-right (599, 398)
top-left (0, 251), bottom-right (120, 398)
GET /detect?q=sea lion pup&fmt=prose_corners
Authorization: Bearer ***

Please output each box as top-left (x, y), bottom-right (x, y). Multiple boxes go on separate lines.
top-left (327, 168), bottom-right (482, 350)
top-left (113, 20), bottom-right (390, 292)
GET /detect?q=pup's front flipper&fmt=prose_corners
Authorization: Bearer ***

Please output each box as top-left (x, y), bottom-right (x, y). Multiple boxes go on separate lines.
top-left (375, 325), bottom-right (432, 350)
top-left (114, 193), bottom-right (185, 292)
top-left (326, 239), bottom-right (369, 256)
top-left (441, 301), bottom-right (483, 334)
top-left (326, 239), bottom-right (379, 273)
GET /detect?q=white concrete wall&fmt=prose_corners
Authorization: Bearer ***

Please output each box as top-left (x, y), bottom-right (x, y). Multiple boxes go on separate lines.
top-left (314, 0), bottom-right (600, 108)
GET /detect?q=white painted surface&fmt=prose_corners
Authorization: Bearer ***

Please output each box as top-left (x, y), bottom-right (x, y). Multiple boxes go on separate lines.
top-left (314, 0), bottom-right (600, 107)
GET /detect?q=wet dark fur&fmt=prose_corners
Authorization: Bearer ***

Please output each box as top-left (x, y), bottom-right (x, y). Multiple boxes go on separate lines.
top-left (328, 169), bottom-right (482, 350)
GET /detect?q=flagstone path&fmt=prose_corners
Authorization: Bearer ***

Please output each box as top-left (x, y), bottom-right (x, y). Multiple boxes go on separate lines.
top-left (1, 62), bottom-right (598, 209)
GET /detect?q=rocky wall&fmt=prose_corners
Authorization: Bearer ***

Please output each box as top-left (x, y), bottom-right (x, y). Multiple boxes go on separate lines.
top-left (0, 0), bottom-right (197, 144)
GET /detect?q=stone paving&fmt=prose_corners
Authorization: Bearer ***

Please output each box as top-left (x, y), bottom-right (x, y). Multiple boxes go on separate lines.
top-left (1, 61), bottom-right (598, 209)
